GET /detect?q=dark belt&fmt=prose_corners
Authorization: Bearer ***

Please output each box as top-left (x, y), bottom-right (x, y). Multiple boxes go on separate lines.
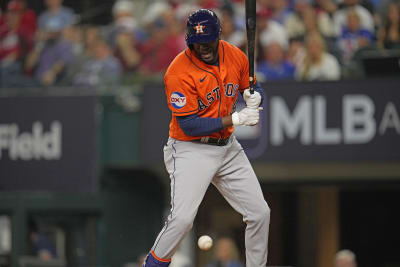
top-left (193, 137), bottom-right (230, 146)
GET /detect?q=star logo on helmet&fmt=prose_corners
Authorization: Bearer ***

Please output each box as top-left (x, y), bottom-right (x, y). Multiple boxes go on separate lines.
top-left (194, 23), bottom-right (205, 34)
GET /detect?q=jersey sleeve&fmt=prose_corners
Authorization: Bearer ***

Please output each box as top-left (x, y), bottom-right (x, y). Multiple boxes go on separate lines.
top-left (165, 74), bottom-right (198, 116)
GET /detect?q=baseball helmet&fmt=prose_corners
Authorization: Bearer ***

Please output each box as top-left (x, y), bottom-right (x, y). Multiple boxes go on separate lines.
top-left (185, 9), bottom-right (221, 46)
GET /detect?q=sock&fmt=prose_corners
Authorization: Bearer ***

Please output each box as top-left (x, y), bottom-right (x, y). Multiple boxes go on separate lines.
top-left (143, 251), bottom-right (171, 267)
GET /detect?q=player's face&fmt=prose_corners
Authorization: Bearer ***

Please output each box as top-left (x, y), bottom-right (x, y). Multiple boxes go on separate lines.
top-left (193, 39), bottom-right (219, 64)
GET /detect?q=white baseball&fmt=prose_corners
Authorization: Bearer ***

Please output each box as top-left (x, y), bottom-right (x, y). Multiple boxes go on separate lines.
top-left (198, 235), bottom-right (213, 251)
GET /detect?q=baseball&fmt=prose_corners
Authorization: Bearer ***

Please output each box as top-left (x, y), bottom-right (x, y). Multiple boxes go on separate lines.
top-left (198, 235), bottom-right (213, 251)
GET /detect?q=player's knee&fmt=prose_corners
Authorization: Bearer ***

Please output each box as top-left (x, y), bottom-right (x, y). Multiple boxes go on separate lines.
top-left (264, 204), bottom-right (271, 220)
top-left (254, 202), bottom-right (270, 224)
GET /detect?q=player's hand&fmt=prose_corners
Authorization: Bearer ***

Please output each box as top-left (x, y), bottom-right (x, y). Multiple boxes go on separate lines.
top-left (232, 107), bottom-right (262, 126)
top-left (243, 89), bottom-right (261, 108)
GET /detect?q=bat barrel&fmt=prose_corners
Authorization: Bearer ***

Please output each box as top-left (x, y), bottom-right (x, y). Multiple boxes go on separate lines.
top-left (245, 0), bottom-right (256, 94)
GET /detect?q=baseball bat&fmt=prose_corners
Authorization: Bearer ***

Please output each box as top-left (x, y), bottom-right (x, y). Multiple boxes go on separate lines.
top-left (245, 0), bottom-right (256, 94)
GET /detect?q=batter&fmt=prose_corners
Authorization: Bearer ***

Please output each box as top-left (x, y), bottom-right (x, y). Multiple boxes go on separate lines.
top-left (143, 9), bottom-right (270, 267)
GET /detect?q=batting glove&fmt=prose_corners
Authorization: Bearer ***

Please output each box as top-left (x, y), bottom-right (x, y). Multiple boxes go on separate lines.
top-left (243, 89), bottom-right (261, 108)
top-left (232, 107), bottom-right (262, 126)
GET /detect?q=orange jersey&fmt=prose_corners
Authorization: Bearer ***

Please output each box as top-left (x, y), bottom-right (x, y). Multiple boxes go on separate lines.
top-left (164, 40), bottom-right (252, 141)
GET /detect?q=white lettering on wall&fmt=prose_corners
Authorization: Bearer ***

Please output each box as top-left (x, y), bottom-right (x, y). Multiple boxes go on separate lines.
top-left (315, 96), bottom-right (341, 144)
top-left (0, 121), bottom-right (62, 161)
top-left (270, 95), bottom-right (386, 146)
top-left (379, 102), bottom-right (400, 135)
top-left (343, 95), bottom-right (375, 144)
top-left (271, 96), bottom-right (312, 146)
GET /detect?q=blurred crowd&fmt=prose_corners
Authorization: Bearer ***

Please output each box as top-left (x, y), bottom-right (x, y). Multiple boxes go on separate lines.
top-left (0, 0), bottom-right (399, 89)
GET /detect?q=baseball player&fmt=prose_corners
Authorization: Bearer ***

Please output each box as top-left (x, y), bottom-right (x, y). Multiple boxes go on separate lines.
top-left (143, 9), bottom-right (270, 267)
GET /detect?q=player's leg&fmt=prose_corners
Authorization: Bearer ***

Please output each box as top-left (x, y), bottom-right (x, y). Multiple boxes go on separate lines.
top-left (144, 138), bottom-right (222, 266)
top-left (212, 137), bottom-right (270, 267)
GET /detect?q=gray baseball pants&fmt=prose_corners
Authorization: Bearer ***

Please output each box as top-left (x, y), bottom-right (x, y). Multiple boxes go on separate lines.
top-left (151, 136), bottom-right (270, 267)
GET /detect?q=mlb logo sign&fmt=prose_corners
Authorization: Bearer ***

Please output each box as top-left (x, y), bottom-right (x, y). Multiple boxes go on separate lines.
top-left (170, 92), bottom-right (186, 109)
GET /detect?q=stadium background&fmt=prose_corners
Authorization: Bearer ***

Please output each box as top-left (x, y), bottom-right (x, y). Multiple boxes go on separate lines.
top-left (0, 0), bottom-right (399, 267)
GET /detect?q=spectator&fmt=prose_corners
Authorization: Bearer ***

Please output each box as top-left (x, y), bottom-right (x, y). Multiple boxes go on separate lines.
top-left (257, 41), bottom-right (296, 81)
top-left (259, 19), bottom-right (289, 51)
top-left (315, 0), bottom-right (338, 38)
top-left (220, 6), bottom-right (246, 49)
top-left (139, 8), bottom-right (183, 75)
top-left (155, 4), bottom-right (186, 47)
top-left (62, 25), bottom-right (84, 56)
top-left (174, 3), bottom-right (202, 27)
top-left (105, 0), bottom-right (145, 47)
top-left (112, 0), bottom-right (135, 26)
top-left (337, 8), bottom-right (374, 64)
top-left (287, 38), bottom-right (307, 67)
top-left (0, 0), bottom-right (37, 52)
top-left (255, 7), bottom-right (270, 58)
top-left (256, 7), bottom-right (273, 36)
top-left (114, 24), bottom-right (142, 72)
top-left (59, 25), bottom-right (97, 85)
top-left (72, 36), bottom-right (122, 87)
top-left (38, 0), bottom-right (76, 31)
top-left (269, 0), bottom-right (293, 25)
top-left (83, 25), bottom-right (100, 56)
top-left (230, 0), bottom-right (247, 31)
top-left (0, 0), bottom-right (37, 64)
top-left (334, 249), bottom-right (357, 267)
top-left (206, 237), bottom-right (243, 267)
top-left (29, 219), bottom-right (57, 261)
top-left (301, 6), bottom-right (320, 36)
top-left (377, 1), bottom-right (400, 49)
top-left (0, 0), bottom-right (37, 87)
top-left (296, 32), bottom-right (341, 80)
top-left (197, 0), bottom-right (220, 10)
top-left (285, 0), bottom-right (319, 40)
top-left (25, 16), bottom-right (74, 86)
top-left (333, 0), bottom-right (375, 36)
top-left (141, 1), bottom-right (171, 27)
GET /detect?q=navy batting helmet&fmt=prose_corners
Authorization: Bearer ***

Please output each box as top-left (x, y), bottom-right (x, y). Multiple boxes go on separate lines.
top-left (185, 9), bottom-right (221, 46)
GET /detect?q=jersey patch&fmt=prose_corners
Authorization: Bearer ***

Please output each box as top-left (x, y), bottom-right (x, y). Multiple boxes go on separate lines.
top-left (171, 91), bottom-right (187, 109)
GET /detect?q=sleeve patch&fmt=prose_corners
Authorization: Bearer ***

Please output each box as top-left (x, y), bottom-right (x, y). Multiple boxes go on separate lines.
top-left (170, 91), bottom-right (186, 109)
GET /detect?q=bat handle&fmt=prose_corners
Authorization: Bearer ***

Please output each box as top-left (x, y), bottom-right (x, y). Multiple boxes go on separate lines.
top-left (249, 76), bottom-right (255, 94)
